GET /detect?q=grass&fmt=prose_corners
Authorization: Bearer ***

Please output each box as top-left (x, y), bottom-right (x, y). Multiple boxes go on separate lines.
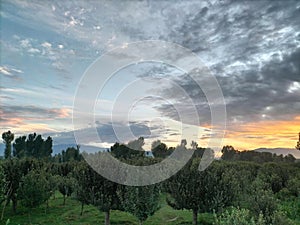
top-left (1, 193), bottom-right (214, 225)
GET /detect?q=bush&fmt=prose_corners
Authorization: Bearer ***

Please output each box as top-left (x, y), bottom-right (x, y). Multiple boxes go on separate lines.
top-left (213, 207), bottom-right (258, 225)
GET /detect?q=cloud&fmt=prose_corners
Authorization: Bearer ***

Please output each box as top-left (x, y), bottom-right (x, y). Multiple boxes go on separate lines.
top-left (224, 115), bottom-right (300, 150)
top-left (0, 105), bottom-right (72, 135)
top-left (20, 39), bottom-right (31, 48)
top-left (45, 119), bottom-right (188, 150)
top-left (0, 65), bottom-right (23, 79)
top-left (138, 1), bottom-right (300, 128)
top-left (41, 41), bottom-right (52, 49)
top-left (0, 105), bottom-right (71, 123)
top-left (0, 66), bottom-right (12, 75)
top-left (1, 0), bottom-right (299, 149)
top-left (27, 48), bottom-right (40, 53)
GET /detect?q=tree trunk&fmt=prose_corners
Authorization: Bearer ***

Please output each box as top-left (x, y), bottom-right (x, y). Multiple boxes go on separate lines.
top-left (63, 195), bottom-right (66, 205)
top-left (80, 202), bottom-right (84, 216)
top-left (105, 210), bottom-right (110, 225)
top-left (139, 220), bottom-right (143, 225)
top-left (12, 198), bottom-right (17, 214)
top-left (1, 199), bottom-right (9, 220)
top-left (192, 209), bottom-right (198, 225)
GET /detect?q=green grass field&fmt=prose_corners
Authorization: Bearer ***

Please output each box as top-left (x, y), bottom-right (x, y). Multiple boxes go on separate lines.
top-left (2, 193), bottom-right (214, 225)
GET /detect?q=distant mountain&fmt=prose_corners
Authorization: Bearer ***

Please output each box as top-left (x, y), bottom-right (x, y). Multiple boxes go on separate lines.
top-left (0, 144), bottom-right (5, 156)
top-left (0, 143), bottom-right (106, 156)
top-left (254, 148), bottom-right (300, 159)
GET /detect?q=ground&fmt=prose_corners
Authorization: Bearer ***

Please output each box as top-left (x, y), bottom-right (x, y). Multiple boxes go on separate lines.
top-left (2, 193), bottom-right (214, 225)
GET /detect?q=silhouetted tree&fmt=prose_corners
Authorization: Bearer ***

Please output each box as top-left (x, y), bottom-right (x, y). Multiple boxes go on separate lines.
top-left (2, 131), bottom-right (14, 159)
top-left (13, 136), bottom-right (26, 158)
top-left (151, 140), bottom-right (170, 158)
top-left (180, 139), bottom-right (187, 147)
top-left (191, 140), bottom-right (198, 149)
top-left (26, 133), bottom-right (36, 157)
top-left (33, 134), bottom-right (44, 158)
top-left (127, 137), bottom-right (145, 151)
top-left (44, 136), bottom-right (53, 158)
top-left (221, 145), bottom-right (237, 161)
top-left (111, 140), bottom-right (144, 160)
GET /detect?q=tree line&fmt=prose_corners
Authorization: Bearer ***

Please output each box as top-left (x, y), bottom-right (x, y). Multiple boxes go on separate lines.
top-left (221, 145), bottom-right (297, 163)
top-left (1, 130), bottom-right (300, 225)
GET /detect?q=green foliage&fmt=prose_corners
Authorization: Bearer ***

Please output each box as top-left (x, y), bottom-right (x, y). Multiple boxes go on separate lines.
top-left (110, 142), bottom-right (145, 159)
top-left (61, 145), bottom-right (82, 162)
top-left (0, 163), bottom-right (5, 204)
top-left (246, 178), bottom-right (278, 223)
top-left (165, 158), bottom-right (202, 213)
top-left (165, 159), bottom-right (236, 223)
top-left (221, 146), bottom-right (236, 161)
top-left (219, 161), bottom-right (259, 208)
top-left (199, 161), bottom-right (236, 213)
top-left (285, 176), bottom-right (300, 198)
top-left (151, 140), bottom-right (172, 158)
top-left (73, 162), bottom-right (91, 215)
top-left (270, 210), bottom-right (293, 225)
top-left (213, 207), bottom-right (293, 225)
top-left (1, 134), bottom-right (300, 225)
top-left (118, 185), bottom-right (160, 225)
top-left (18, 170), bottom-right (50, 209)
top-left (73, 161), bottom-right (121, 224)
top-left (213, 207), bottom-right (258, 225)
top-left (2, 159), bottom-right (24, 213)
top-left (46, 174), bottom-right (60, 199)
top-left (278, 198), bottom-right (300, 221)
top-left (257, 163), bottom-right (289, 193)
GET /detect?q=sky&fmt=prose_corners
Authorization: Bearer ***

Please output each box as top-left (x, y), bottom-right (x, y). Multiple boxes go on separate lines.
top-left (1, 0), bottom-right (300, 152)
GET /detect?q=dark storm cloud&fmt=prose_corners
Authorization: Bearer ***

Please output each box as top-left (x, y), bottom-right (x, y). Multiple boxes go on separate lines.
top-left (220, 47), bottom-right (300, 123)
top-left (145, 0), bottom-right (300, 125)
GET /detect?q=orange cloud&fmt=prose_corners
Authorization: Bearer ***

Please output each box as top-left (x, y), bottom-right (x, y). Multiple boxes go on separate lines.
top-left (0, 107), bottom-right (71, 136)
top-left (224, 115), bottom-right (300, 150)
top-left (49, 108), bottom-right (71, 118)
